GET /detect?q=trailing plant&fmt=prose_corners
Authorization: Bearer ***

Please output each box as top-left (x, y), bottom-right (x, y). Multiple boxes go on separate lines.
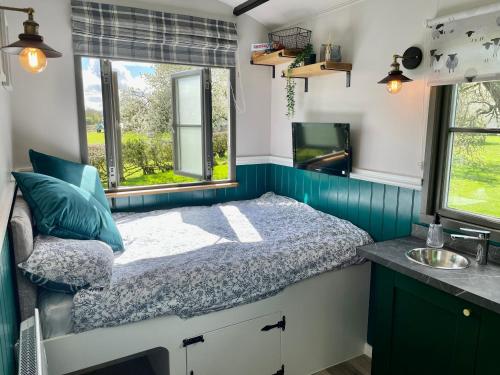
top-left (286, 44), bottom-right (313, 118)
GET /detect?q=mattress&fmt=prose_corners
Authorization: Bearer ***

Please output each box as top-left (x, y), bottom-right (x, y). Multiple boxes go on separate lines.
top-left (39, 289), bottom-right (74, 339)
top-left (72, 192), bottom-right (373, 333)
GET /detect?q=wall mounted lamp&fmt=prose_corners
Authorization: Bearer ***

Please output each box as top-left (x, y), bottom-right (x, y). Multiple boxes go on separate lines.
top-left (0, 5), bottom-right (62, 73)
top-left (378, 46), bottom-right (423, 94)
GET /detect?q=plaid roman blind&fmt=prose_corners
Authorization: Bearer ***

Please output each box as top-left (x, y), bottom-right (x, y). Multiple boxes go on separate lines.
top-left (71, 0), bottom-right (238, 67)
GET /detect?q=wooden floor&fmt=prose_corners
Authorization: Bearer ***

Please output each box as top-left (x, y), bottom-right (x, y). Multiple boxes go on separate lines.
top-left (313, 355), bottom-right (371, 375)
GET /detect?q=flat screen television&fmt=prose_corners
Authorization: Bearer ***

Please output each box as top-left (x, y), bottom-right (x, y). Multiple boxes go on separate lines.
top-left (292, 122), bottom-right (352, 177)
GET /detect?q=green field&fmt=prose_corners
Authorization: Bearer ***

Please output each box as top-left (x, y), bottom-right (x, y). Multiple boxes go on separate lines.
top-left (448, 135), bottom-right (500, 219)
top-left (120, 163), bottom-right (229, 186)
top-left (87, 131), bottom-right (160, 145)
top-left (87, 131), bottom-right (229, 186)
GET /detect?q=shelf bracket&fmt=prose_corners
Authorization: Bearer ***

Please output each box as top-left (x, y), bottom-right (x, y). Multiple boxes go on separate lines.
top-left (250, 60), bottom-right (276, 79)
top-left (281, 74), bottom-right (309, 92)
top-left (320, 63), bottom-right (352, 88)
top-left (295, 77), bottom-right (308, 92)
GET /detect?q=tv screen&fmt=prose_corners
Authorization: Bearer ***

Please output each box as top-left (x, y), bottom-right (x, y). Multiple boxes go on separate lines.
top-left (292, 122), bottom-right (351, 177)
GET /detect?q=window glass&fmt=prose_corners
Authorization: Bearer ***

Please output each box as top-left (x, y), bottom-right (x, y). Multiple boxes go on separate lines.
top-left (177, 74), bottom-right (202, 125)
top-left (444, 82), bottom-right (500, 220)
top-left (80, 57), bottom-right (232, 188)
top-left (177, 126), bottom-right (203, 176)
top-left (452, 82), bottom-right (500, 130)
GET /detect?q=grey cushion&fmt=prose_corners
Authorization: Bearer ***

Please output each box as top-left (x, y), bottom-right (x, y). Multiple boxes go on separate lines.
top-left (10, 197), bottom-right (37, 320)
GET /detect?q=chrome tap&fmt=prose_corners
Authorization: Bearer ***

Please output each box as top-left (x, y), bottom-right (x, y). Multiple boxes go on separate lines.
top-left (451, 228), bottom-right (491, 265)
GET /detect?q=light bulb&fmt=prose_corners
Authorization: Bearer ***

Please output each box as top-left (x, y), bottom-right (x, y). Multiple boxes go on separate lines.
top-left (386, 79), bottom-right (403, 94)
top-left (19, 48), bottom-right (47, 74)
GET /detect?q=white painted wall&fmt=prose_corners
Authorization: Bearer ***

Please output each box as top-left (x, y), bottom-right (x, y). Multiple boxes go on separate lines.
top-left (0, 30), bottom-right (13, 240)
top-left (269, 0), bottom-right (496, 179)
top-left (7, 0), bottom-right (271, 168)
top-left (0, 86), bottom-right (12, 189)
top-left (236, 15), bottom-right (271, 157)
top-left (0, 83), bottom-right (13, 230)
top-left (0, 7), bottom-right (13, 234)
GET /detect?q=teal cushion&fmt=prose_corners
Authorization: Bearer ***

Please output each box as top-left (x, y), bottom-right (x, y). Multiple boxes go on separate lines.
top-left (29, 149), bottom-right (110, 213)
top-left (12, 172), bottom-right (123, 251)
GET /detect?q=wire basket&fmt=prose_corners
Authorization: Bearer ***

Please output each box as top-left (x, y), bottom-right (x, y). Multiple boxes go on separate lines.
top-left (268, 27), bottom-right (312, 51)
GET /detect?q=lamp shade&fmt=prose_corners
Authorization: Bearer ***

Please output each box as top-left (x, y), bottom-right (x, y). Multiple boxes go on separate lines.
top-left (378, 70), bottom-right (412, 84)
top-left (2, 36), bottom-right (62, 58)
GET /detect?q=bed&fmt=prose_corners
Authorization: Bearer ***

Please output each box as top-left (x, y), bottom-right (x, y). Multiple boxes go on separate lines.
top-left (10, 192), bottom-right (373, 375)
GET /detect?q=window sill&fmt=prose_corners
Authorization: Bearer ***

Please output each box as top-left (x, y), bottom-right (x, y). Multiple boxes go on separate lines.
top-left (105, 181), bottom-right (239, 199)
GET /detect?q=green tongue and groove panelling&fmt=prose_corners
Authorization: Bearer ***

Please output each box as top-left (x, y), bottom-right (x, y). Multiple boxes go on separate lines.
top-left (0, 234), bottom-right (17, 375)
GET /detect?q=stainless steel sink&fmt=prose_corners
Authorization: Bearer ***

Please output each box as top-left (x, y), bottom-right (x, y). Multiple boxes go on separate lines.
top-left (406, 248), bottom-right (470, 270)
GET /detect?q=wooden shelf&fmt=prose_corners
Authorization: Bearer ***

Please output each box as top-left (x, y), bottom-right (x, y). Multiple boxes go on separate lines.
top-left (282, 61), bottom-right (353, 91)
top-left (251, 49), bottom-right (300, 78)
top-left (251, 49), bottom-right (299, 66)
top-left (284, 61), bottom-right (352, 78)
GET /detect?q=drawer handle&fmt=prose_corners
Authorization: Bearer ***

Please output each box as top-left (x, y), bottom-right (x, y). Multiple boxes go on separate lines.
top-left (463, 308), bottom-right (471, 317)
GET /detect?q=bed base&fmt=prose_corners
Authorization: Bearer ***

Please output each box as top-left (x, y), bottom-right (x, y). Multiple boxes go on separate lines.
top-left (44, 263), bottom-right (371, 375)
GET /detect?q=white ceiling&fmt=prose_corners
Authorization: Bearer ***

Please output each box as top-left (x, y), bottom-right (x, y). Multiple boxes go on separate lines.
top-left (219, 0), bottom-right (362, 29)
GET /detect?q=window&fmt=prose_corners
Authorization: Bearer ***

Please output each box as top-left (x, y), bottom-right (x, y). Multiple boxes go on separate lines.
top-left (423, 81), bottom-right (500, 231)
top-left (76, 57), bottom-right (235, 190)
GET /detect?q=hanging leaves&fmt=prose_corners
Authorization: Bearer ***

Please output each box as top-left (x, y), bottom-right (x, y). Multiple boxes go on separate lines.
top-left (286, 76), bottom-right (296, 118)
top-left (285, 44), bottom-right (313, 119)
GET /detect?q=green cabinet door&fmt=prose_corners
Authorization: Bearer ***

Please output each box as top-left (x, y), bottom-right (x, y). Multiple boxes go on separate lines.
top-left (371, 264), bottom-right (480, 375)
top-left (475, 308), bottom-right (500, 375)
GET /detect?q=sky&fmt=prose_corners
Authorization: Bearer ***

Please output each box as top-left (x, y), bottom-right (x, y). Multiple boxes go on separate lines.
top-left (82, 57), bottom-right (155, 111)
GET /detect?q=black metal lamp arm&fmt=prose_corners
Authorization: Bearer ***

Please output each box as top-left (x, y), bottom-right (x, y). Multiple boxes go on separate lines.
top-left (391, 53), bottom-right (418, 67)
top-left (390, 55), bottom-right (403, 71)
top-left (0, 6), bottom-right (41, 39)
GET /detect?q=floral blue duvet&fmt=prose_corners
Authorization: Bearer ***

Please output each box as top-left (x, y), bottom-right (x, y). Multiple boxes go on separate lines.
top-left (72, 193), bottom-right (373, 332)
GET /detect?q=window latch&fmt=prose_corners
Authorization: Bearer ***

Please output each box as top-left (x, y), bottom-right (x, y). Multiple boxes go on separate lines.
top-left (108, 166), bottom-right (117, 185)
top-left (261, 316), bottom-right (286, 332)
top-left (182, 335), bottom-right (205, 347)
top-left (272, 365), bottom-right (285, 375)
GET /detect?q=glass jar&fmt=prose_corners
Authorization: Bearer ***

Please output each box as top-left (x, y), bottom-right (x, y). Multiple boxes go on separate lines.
top-left (426, 223), bottom-right (444, 248)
